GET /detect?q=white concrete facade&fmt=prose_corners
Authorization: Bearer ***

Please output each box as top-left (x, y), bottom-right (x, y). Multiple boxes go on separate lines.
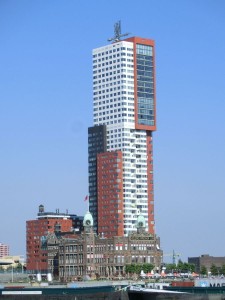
top-left (92, 41), bottom-right (150, 235)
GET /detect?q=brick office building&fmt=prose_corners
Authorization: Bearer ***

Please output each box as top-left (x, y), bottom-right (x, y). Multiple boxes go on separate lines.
top-left (44, 211), bottom-right (162, 281)
top-left (26, 205), bottom-right (83, 273)
top-left (188, 254), bottom-right (225, 273)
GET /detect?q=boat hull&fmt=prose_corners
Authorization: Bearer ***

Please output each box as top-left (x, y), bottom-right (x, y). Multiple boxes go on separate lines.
top-left (0, 286), bottom-right (128, 300)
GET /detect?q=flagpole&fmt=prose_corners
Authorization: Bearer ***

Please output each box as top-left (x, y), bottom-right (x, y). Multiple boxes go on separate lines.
top-left (84, 195), bottom-right (89, 212)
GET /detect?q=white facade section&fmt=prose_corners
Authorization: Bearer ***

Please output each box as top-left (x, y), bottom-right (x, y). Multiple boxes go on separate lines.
top-left (93, 41), bottom-right (149, 235)
top-left (37, 215), bottom-right (69, 219)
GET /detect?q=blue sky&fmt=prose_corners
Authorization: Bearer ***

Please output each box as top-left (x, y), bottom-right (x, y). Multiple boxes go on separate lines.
top-left (0, 0), bottom-right (225, 263)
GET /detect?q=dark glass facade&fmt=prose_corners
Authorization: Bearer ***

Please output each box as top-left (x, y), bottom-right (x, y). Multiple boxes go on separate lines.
top-left (88, 125), bottom-right (107, 232)
top-left (136, 44), bottom-right (155, 126)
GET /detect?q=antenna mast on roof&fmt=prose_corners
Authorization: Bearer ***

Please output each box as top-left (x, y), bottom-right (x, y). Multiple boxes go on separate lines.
top-left (108, 21), bottom-right (130, 43)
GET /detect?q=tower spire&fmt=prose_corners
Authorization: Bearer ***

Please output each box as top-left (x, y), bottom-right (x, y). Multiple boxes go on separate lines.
top-left (108, 21), bottom-right (129, 43)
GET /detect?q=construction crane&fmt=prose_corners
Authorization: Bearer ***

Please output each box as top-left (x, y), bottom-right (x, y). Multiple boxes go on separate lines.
top-left (163, 250), bottom-right (180, 265)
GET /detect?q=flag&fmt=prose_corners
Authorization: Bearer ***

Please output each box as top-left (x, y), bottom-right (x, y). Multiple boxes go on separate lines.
top-left (84, 195), bottom-right (89, 201)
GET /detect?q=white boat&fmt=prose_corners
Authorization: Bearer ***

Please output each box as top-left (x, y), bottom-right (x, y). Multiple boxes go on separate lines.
top-left (127, 284), bottom-right (191, 300)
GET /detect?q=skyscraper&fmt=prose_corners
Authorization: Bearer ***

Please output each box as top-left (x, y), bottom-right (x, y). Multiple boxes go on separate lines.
top-left (88, 25), bottom-right (156, 238)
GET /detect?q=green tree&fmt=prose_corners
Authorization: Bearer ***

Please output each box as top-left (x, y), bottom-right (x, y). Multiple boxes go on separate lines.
top-left (200, 265), bottom-right (207, 276)
top-left (15, 263), bottom-right (23, 271)
top-left (135, 264), bottom-right (142, 274)
top-left (220, 264), bottom-right (225, 276)
top-left (125, 264), bottom-right (136, 274)
top-left (165, 263), bottom-right (176, 273)
top-left (217, 267), bottom-right (222, 275)
top-left (189, 264), bottom-right (196, 273)
top-left (210, 264), bottom-right (218, 276)
top-left (125, 263), bottom-right (154, 274)
top-left (178, 261), bottom-right (193, 273)
top-left (177, 261), bottom-right (184, 272)
top-left (142, 263), bottom-right (154, 273)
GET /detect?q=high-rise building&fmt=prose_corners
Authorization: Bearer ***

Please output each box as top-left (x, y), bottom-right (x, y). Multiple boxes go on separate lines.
top-left (88, 26), bottom-right (156, 238)
top-left (0, 243), bottom-right (9, 258)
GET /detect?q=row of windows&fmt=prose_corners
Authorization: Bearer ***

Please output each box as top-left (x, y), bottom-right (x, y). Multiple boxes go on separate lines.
top-left (138, 109), bottom-right (154, 115)
top-left (94, 107), bottom-right (133, 113)
top-left (94, 97), bottom-right (134, 105)
top-left (94, 84), bottom-right (133, 92)
top-left (93, 54), bottom-right (133, 64)
top-left (139, 96), bottom-right (154, 105)
top-left (94, 119), bottom-right (134, 125)
top-left (93, 62), bottom-right (133, 71)
top-left (137, 44), bottom-right (153, 56)
top-left (93, 74), bottom-right (133, 81)
top-left (137, 65), bottom-right (153, 71)
top-left (94, 113), bottom-right (134, 119)
top-left (107, 143), bottom-right (147, 149)
top-left (93, 68), bottom-right (133, 76)
top-left (94, 85), bottom-right (133, 92)
top-left (137, 71), bottom-right (153, 78)
top-left (94, 79), bottom-right (133, 86)
top-left (124, 189), bottom-right (148, 194)
top-left (108, 128), bottom-right (145, 134)
top-left (93, 47), bottom-right (133, 58)
top-left (137, 75), bottom-right (154, 82)
top-left (93, 57), bottom-right (133, 66)
top-left (137, 54), bottom-right (153, 61)
top-left (138, 82), bottom-right (153, 88)
top-left (94, 103), bottom-right (133, 112)
top-left (94, 91), bottom-right (134, 97)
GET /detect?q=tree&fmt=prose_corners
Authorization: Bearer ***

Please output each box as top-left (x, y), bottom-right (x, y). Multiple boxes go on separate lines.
top-left (210, 264), bottom-right (218, 276)
top-left (164, 263), bottom-right (176, 273)
top-left (177, 262), bottom-right (195, 273)
top-left (125, 264), bottom-right (136, 274)
top-left (220, 264), bottom-right (225, 275)
top-left (189, 263), bottom-right (196, 273)
top-left (15, 263), bottom-right (23, 271)
top-left (142, 263), bottom-right (154, 273)
top-left (200, 265), bottom-right (207, 276)
top-left (125, 263), bottom-right (154, 274)
top-left (165, 262), bottom-right (195, 274)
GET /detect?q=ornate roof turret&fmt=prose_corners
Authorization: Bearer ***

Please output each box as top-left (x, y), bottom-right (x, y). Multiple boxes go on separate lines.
top-left (136, 214), bottom-right (146, 229)
top-left (83, 211), bottom-right (93, 227)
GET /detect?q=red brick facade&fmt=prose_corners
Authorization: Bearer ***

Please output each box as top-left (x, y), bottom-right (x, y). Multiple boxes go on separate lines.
top-left (26, 218), bottom-right (72, 272)
top-left (97, 151), bottom-right (124, 237)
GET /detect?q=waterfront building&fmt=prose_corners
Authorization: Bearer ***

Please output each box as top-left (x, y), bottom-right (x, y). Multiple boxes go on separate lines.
top-left (188, 254), bottom-right (225, 273)
top-left (0, 243), bottom-right (9, 258)
top-left (0, 255), bottom-right (24, 270)
top-left (26, 205), bottom-right (84, 273)
top-left (48, 211), bottom-right (162, 281)
top-left (88, 24), bottom-right (156, 238)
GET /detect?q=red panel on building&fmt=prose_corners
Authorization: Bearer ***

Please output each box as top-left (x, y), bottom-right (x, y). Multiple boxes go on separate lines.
top-left (26, 218), bottom-right (72, 272)
top-left (97, 151), bottom-right (124, 237)
top-left (125, 36), bottom-right (156, 132)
